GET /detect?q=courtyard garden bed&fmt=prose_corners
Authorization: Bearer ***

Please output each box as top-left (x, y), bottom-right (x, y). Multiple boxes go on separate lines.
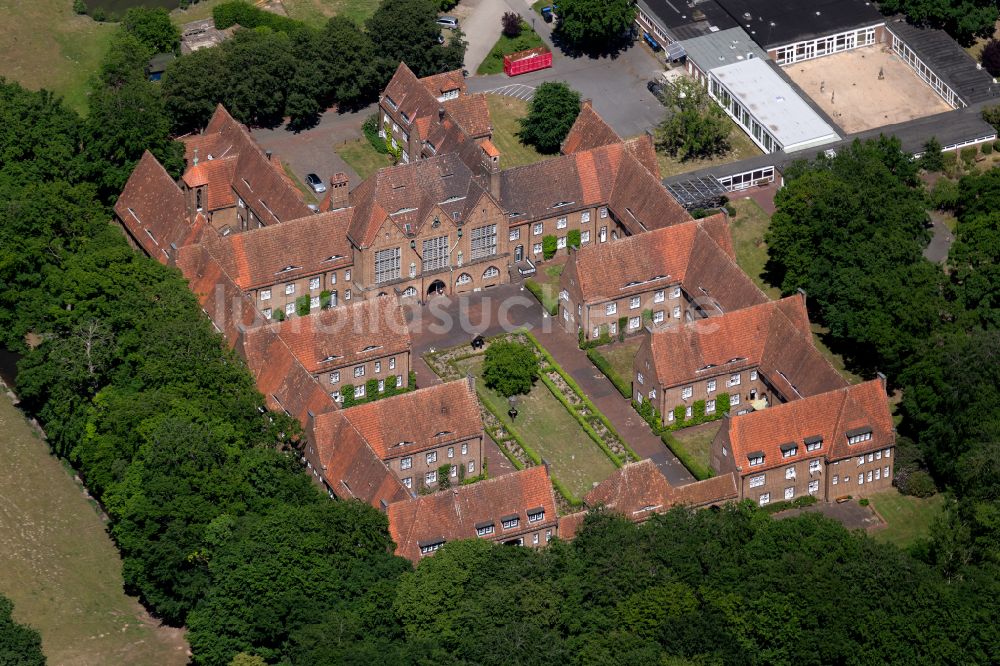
top-left (424, 331), bottom-right (636, 508)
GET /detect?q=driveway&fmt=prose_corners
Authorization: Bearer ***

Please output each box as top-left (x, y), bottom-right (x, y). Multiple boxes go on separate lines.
top-left (404, 284), bottom-right (696, 486)
top-left (924, 210), bottom-right (954, 263)
top-left (451, 0), bottom-right (517, 72)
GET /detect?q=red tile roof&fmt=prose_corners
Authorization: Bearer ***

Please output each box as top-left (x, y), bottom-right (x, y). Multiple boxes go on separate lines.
top-left (585, 460), bottom-right (736, 521)
top-left (204, 208), bottom-right (353, 290)
top-left (260, 295), bottom-right (411, 374)
top-left (557, 511), bottom-right (587, 540)
top-left (726, 379), bottom-right (894, 474)
top-left (646, 295), bottom-right (847, 399)
top-left (387, 465), bottom-right (557, 562)
top-left (420, 70), bottom-right (466, 98)
top-left (174, 243), bottom-right (261, 346)
top-left (561, 102), bottom-right (621, 155)
top-left (624, 134), bottom-right (661, 179)
top-left (339, 378), bottom-right (481, 459)
top-left (114, 151), bottom-right (198, 264)
top-left (442, 93), bottom-right (491, 138)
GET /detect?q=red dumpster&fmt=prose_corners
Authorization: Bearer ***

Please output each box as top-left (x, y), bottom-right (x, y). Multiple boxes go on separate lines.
top-left (503, 47), bottom-right (553, 77)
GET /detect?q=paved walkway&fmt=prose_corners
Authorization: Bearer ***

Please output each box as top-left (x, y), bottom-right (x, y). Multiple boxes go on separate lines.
top-left (405, 284), bottom-right (695, 486)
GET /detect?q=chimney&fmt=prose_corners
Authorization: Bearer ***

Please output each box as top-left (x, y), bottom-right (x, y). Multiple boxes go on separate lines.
top-left (481, 140), bottom-right (501, 200)
top-left (581, 99), bottom-right (592, 110)
top-left (796, 287), bottom-right (807, 305)
top-left (265, 150), bottom-right (273, 161)
top-left (330, 172), bottom-right (350, 210)
top-left (438, 106), bottom-right (445, 121)
top-left (876, 371), bottom-right (887, 389)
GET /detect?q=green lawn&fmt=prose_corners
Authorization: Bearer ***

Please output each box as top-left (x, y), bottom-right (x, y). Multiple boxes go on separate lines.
top-left (0, 395), bottom-right (187, 665)
top-left (477, 22), bottom-right (545, 75)
top-left (282, 0), bottom-right (381, 27)
top-left (671, 423), bottom-right (721, 475)
top-left (599, 340), bottom-right (641, 385)
top-left (655, 116), bottom-right (763, 179)
top-left (336, 137), bottom-right (393, 181)
top-left (486, 95), bottom-right (551, 169)
top-left (869, 490), bottom-right (946, 548)
top-left (0, 0), bottom-right (116, 116)
top-left (282, 161), bottom-right (318, 204)
top-left (456, 356), bottom-right (617, 498)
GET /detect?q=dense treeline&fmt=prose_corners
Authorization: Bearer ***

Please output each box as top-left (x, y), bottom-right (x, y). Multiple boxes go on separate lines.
top-left (0, 595), bottom-right (45, 665)
top-left (878, 0), bottom-right (997, 46)
top-left (767, 138), bottom-right (1000, 578)
top-left (162, 0), bottom-right (466, 131)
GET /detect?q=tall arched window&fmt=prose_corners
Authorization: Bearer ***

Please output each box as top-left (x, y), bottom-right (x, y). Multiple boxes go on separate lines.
top-left (482, 266), bottom-right (499, 279)
top-left (456, 273), bottom-right (472, 286)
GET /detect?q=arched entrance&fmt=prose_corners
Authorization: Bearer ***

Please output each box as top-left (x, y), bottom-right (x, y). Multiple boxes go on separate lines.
top-left (427, 279), bottom-right (446, 297)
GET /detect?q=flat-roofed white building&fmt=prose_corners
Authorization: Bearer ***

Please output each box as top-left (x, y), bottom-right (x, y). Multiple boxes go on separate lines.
top-left (708, 58), bottom-right (838, 153)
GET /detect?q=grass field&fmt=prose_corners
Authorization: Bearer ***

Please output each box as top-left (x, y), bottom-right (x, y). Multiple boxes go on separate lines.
top-left (477, 22), bottom-right (545, 75)
top-left (599, 340), bottom-right (641, 385)
top-left (336, 137), bottom-right (393, 180)
top-left (671, 423), bottom-right (721, 475)
top-left (869, 490), bottom-right (946, 548)
top-left (282, 0), bottom-right (381, 27)
top-left (656, 116), bottom-right (763, 179)
top-left (0, 395), bottom-right (187, 665)
top-left (0, 0), bottom-right (116, 115)
top-left (456, 356), bottom-right (617, 498)
top-left (486, 96), bottom-right (550, 169)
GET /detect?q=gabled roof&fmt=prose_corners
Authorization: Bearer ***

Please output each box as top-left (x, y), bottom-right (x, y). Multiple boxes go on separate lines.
top-left (561, 102), bottom-right (621, 155)
top-left (311, 410), bottom-right (411, 507)
top-left (387, 465), bottom-right (557, 562)
top-left (204, 208), bottom-right (353, 290)
top-left (182, 155), bottom-right (238, 210)
top-left (624, 134), bottom-right (661, 179)
top-left (442, 93), bottom-right (491, 138)
top-left (420, 69), bottom-right (466, 98)
top-left (257, 295), bottom-right (411, 374)
top-left (726, 379), bottom-right (894, 474)
top-left (348, 153), bottom-right (487, 248)
top-left (570, 213), bottom-right (762, 305)
top-left (114, 151), bottom-right (199, 264)
top-left (339, 378), bottom-right (480, 459)
top-left (382, 63), bottom-right (442, 131)
top-left (174, 243), bottom-right (261, 346)
top-left (646, 295), bottom-right (847, 398)
top-left (230, 146), bottom-right (313, 224)
top-left (585, 459), bottom-right (737, 520)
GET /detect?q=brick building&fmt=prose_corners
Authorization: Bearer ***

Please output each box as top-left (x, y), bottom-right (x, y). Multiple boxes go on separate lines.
top-left (387, 465), bottom-right (558, 561)
top-left (711, 379), bottom-right (895, 505)
top-left (244, 294), bottom-right (411, 402)
top-left (633, 294), bottom-right (847, 425)
top-left (558, 214), bottom-right (766, 339)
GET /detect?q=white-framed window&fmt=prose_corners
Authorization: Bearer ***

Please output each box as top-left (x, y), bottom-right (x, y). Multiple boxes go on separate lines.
top-left (858, 473), bottom-right (864, 485)
top-left (450, 465), bottom-right (458, 478)
top-left (309, 277), bottom-right (320, 290)
top-left (477, 524), bottom-right (494, 537)
top-left (874, 468), bottom-right (881, 481)
top-left (260, 289), bottom-right (271, 301)
top-left (729, 373), bottom-right (741, 387)
top-left (401, 286), bottom-right (417, 298)
top-left (649, 388), bottom-right (656, 400)
top-left (330, 370), bottom-right (340, 384)
top-left (425, 471), bottom-right (437, 484)
top-left (400, 456), bottom-right (412, 470)
top-left (782, 446), bottom-right (797, 459)
top-left (355, 383), bottom-right (365, 397)
top-left (857, 456), bottom-right (865, 466)
top-left (808, 480), bottom-right (819, 494)
top-left (310, 296), bottom-right (320, 309)
top-left (426, 451), bottom-right (437, 464)
top-left (653, 290), bottom-right (665, 303)
top-left (581, 211), bottom-right (591, 223)
top-left (875, 450), bottom-right (882, 460)
top-left (867, 470), bottom-right (873, 482)
top-left (377, 379), bottom-right (385, 392)
top-left (468, 460), bottom-right (475, 473)
top-left (533, 223), bottom-right (543, 236)
top-left (501, 515), bottom-right (519, 530)
top-left (630, 296), bottom-right (641, 309)
top-left (599, 226), bottom-right (607, 242)
top-left (447, 447), bottom-right (454, 459)
top-left (457, 443), bottom-right (466, 456)
top-left (605, 302), bottom-right (617, 315)
top-left (509, 228), bottom-right (520, 241)
top-left (483, 266), bottom-right (500, 279)
top-left (629, 316), bottom-right (640, 329)
top-left (456, 273), bottom-right (472, 286)
top-left (653, 310), bottom-right (664, 324)
top-left (706, 399), bottom-right (716, 413)
top-left (419, 541), bottom-right (442, 556)
top-left (784, 487), bottom-right (794, 500)
top-left (832, 475), bottom-right (838, 485)
top-left (599, 207), bottom-right (608, 218)
top-left (884, 465), bottom-right (890, 478)
top-left (885, 448), bottom-right (891, 458)
top-left (533, 533), bottom-right (539, 545)
top-left (545, 529), bottom-right (552, 542)
top-left (263, 307), bottom-right (272, 319)
top-left (345, 289), bottom-right (351, 300)
top-left (389, 357), bottom-right (396, 370)
top-left (848, 431), bottom-right (873, 445)
top-left (759, 493), bottom-right (770, 506)
top-left (749, 454), bottom-right (763, 466)
top-left (809, 460), bottom-right (821, 473)
top-left (372, 247), bottom-right (402, 283)
top-left (285, 302), bottom-right (295, 315)
top-left (330, 272), bottom-right (337, 285)
top-left (681, 386), bottom-right (693, 399)
top-left (581, 230), bottom-right (591, 243)
top-left (557, 236), bottom-right (567, 249)
top-left (396, 374), bottom-right (403, 386)
top-left (422, 235), bottom-right (450, 272)
top-left (403, 476), bottom-right (412, 488)
top-left (706, 379), bottom-right (716, 393)
top-left (868, 453), bottom-right (874, 463)
top-left (528, 509), bottom-right (544, 523)
top-left (673, 305), bottom-right (681, 318)
top-left (731, 394), bottom-right (740, 406)
top-left (785, 466), bottom-right (796, 480)
top-left (471, 224), bottom-right (497, 259)
top-left (671, 287), bottom-right (681, 299)
top-left (749, 474), bottom-right (765, 488)
top-left (750, 369), bottom-right (758, 381)
top-left (533, 243), bottom-right (542, 255)
top-left (285, 283), bottom-right (295, 295)
top-left (685, 405), bottom-right (693, 418)
top-left (806, 439), bottom-right (822, 452)
top-left (667, 409), bottom-right (674, 422)
top-left (637, 372), bottom-right (644, 385)
top-left (344, 270), bottom-right (351, 281)
top-left (557, 217), bottom-right (567, 229)
top-left (409, 262), bottom-right (417, 278)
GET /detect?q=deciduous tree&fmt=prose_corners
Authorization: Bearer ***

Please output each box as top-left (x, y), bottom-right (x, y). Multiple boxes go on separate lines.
top-left (654, 77), bottom-right (730, 161)
top-left (518, 81), bottom-right (580, 154)
top-left (482, 340), bottom-right (540, 396)
top-left (554, 0), bottom-right (636, 55)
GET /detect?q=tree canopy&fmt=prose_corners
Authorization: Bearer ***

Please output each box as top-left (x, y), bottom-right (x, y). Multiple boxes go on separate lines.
top-left (482, 340), bottom-right (541, 397)
top-left (554, 0), bottom-right (636, 55)
top-left (122, 7), bottom-right (181, 54)
top-left (0, 596), bottom-right (45, 666)
top-left (878, 0), bottom-right (997, 46)
top-left (518, 81), bottom-right (581, 154)
top-left (654, 77), bottom-right (731, 161)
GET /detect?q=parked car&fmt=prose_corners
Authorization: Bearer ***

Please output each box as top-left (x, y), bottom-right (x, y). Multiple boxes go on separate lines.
top-left (436, 16), bottom-right (458, 29)
top-left (647, 80), bottom-right (667, 104)
top-left (305, 173), bottom-right (326, 194)
top-left (541, 6), bottom-right (554, 22)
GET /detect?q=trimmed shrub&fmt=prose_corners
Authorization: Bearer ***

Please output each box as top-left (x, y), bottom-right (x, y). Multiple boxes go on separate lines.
top-left (295, 294), bottom-right (310, 316)
top-left (524, 280), bottom-right (558, 316)
top-left (342, 384), bottom-right (355, 406)
top-left (567, 228), bottom-right (581, 249)
top-left (542, 235), bottom-right (557, 259)
top-left (983, 142), bottom-right (994, 155)
top-left (589, 349), bottom-right (630, 398)
top-left (483, 340), bottom-right (540, 397)
top-left (320, 290), bottom-right (332, 309)
top-left (363, 114), bottom-right (390, 154)
top-left (899, 469), bottom-right (937, 498)
top-left (617, 317), bottom-right (627, 342)
top-left (273, 309), bottom-right (286, 322)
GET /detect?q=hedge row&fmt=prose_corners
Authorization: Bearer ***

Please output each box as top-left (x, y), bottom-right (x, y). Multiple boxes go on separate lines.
top-left (587, 349), bottom-right (630, 399)
top-left (660, 431), bottom-right (714, 481)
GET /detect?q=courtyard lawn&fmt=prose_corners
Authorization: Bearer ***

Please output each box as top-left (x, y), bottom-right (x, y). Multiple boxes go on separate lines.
top-left (598, 340), bottom-right (641, 386)
top-left (486, 95), bottom-right (550, 169)
top-left (656, 116), bottom-right (762, 179)
top-left (670, 423), bottom-right (721, 477)
top-left (0, 0), bottom-right (115, 115)
top-left (456, 356), bottom-right (617, 499)
top-left (336, 137), bottom-right (393, 180)
top-left (282, 161), bottom-right (318, 204)
top-left (869, 490), bottom-right (946, 549)
top-left (0, 395), bottom-right (187, 665)
top-left (477, 22), bottom-right (545, 75)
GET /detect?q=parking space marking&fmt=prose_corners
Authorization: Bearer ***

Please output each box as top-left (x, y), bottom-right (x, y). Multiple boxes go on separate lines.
top-left (484, 83), bottom-right (536, 101)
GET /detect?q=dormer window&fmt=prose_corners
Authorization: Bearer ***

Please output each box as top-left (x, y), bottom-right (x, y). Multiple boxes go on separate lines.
top-left (847, 428), bottom-right (873, 445)
top-left (476, 522), bottom-right (495, 537)
top-left (748, 452), bottom-right (764, 466)
top-left (385, 95), bottom-right (397, 110)
top-left (319, 355), bottom-right (342, 363)
top-left (277, 265), bottom-right (302, 274)
top-left (804, 435), bottom-right (823, 452)
top-left (552, 201), bottom-right (574, 208)
top-left (361, 345), bottom-right (382, 352)
top-left (780, 442), bottom-right (798, 458)
top-left (433, 430), bottom-right (453, 438)
top-left (527, 507), bottom-right (545, 523)
top-left (501, 514), bottom-right (520, 530)
top-left (418, 539), bottom-right (444, 555)
top-left (322, 254), bottom-right (344, 263)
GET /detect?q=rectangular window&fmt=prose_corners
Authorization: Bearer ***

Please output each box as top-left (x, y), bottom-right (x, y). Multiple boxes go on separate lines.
top-left (671, 287), bottom-right (681, 299)
top-left (581, 230), bottom-right (590, 243)
top-left (533, 223), bottom-right (543, 236)
top-left (310, 296), bottom-right (320, 309)
top-left (654, 290), bottom-right (665, 303)
top-left (388, 357), bottom-right (396, 370)
top-left (706, 399), bottom-right (716, 413)
top-left (309, 277), bottom-right (320, 291)
top-left (533, 533), bottom-right (539, 545)
top-left (749, 474), bottom-right (765, 488)
top-left (501, 516), bottom-right (519, 529)
top-left (673, 305), bottom-right (681, 318)
top-left (546, 529), bottom-right (552, 542)
top-left (345, 270), bottom-right (351, 281)
top-left (377, 379), bottom-right (384, 392)
top-left (858, 473), bottom-right (864, 485)
top-left (806, 439), bottom-right (822, 452)
top-left (345, 289), bottom-right (351, 301)
top-left (426, 451), bottom-right (437, 464)
top-left (471, 224), bottom-right (497, 259)
top-left (375, 247), bottom-right (401, 283)
top-left (868, 453), bottom-right (874, 463)
top-left (422, 235), bottom-right (449, 272)
top-left (876, 450), bottom-right (882, 460)
top-left (808, 480), bottom-right (819, 494)
top-left (599, 207), bottom-right (608, 218)
top-left (681, 386), bottom-right (693, 399)
top-left (468, 460), bottom-right (475, 473)
top-left (759, 493), bottom-right (770, 506)
top-left (731, 394), bottom-right (740, 406)
top-left (425, 471), bottom-right (436, 484)
top-left (629, 316), bottom-right (640, 329)
top-left (477, 524), bottom-right (494, 537)
top-left (637, 372), bottom-right (644, 385)
top-left (857, 456), bottom-right (864, 466)
top-left (447, 446), bottom-right (454, 458)
top-left (260, 289), bottom-right (271, 301)
top-left (330, 273), bottom-right (337, 285)
top-left (784, 487), bottom-right (794, 500)
top-left (884, 465), bottom-right (890, 478)
top-left (707, 379), bottom-right (716, 393)
top-left (653, 310), bottom-right (664, 323)
top-left (630, 296), bottom-right (640, 309)
top-left (374, 361), bottom-right (381, 373)
top-left (833, 475), bottom-right (839, 485)
top-left (285, 283), bottom-right (295, 295)
top-left (329, 370), bottom-right (340, 384)
top-left (750, 369), bottom-right (758, 381)
top-left (557, 217), bottom-right (567, 229)
top-left (400, 457), bottom-right (412, 470)
top-left (533, 243), bottom-right (542, 255)
top-left (509, 228), bottom-right (520, 241)
top-left (785, 466), bottom-right (796, 480)
top-left (354, 365), bottom-right (365, 378)
top-left (263, 308), bottom-right (272, 319)
top-left (867, 471), bottom-right (873, 482)
top-left (285, 303), bottom-right (295, 315)
top-left (729, 373), bottom-right (741, 387)
top-left (809, 460), bottom-right (821, 473)
top-left (528, 510), bottom-right (544, 523)
top-left (557, 236), bottom-right (567, 249)
top-left (605, 302), bottom-right (617, 315)
top-left (581, 211), bottom-right (591, 223)
top-left (874, 468), bottom-right (881, 481)
top-left (355, 383), bottom-right (365, 398)
top-left (450, 465), bottom-right (458, 478)
top-left (782, 447), bottom-right (798, 459)
top-left (403, 477), bottom-right (412, 488)
top-left (885, 448), bottom-right (891, 458)
top-left (667, 409), bottom-right (674, 422)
